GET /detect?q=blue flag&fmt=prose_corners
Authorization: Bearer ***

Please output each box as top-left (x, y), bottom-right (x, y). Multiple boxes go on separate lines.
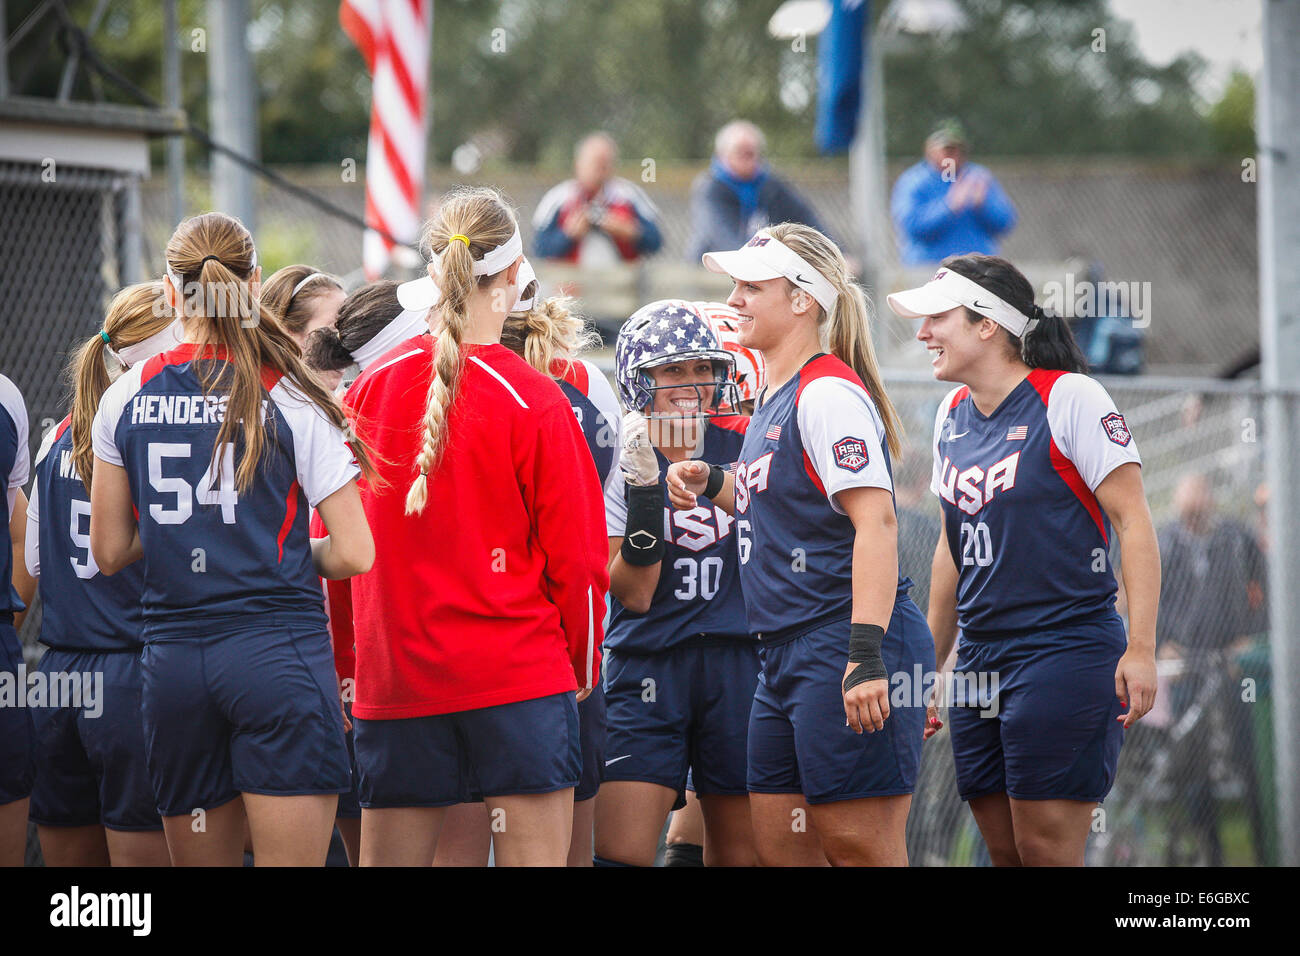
top-left (815, 0), bottom-right (870, 154)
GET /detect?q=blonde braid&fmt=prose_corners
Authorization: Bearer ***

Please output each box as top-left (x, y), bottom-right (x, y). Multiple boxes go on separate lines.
top-left (403, 187), bottom-right (512, 513)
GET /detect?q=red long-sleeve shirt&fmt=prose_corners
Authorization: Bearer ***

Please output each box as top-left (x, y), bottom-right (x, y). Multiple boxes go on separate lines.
top-left (343, 337), bottom-right (608, 720)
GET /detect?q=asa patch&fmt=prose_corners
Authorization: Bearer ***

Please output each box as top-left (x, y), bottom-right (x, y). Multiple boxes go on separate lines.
top-left (1101, 412), bottom-right (1132, 446)
top-left (833, 436), bottom-right (869, 472)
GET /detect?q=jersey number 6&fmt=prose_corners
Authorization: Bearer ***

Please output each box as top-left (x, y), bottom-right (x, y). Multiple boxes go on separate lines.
top-left (148, 441), bottom-right (239, 525)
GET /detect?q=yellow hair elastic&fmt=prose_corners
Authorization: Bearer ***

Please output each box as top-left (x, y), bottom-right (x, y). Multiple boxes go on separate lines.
top-left (448, 234), bottom-right (470, 247)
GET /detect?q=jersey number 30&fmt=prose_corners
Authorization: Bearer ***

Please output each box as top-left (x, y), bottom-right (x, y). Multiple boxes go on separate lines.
top-left (148, 442), bottom-right (239, 525)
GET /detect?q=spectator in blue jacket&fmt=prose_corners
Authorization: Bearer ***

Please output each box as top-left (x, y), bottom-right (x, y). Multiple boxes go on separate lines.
top-left (687, 120), bottom-right (830, 263)
top-left (891, 120), bottom-right (1017, 266)
top-left (533, 132), bottom-right (663, 266)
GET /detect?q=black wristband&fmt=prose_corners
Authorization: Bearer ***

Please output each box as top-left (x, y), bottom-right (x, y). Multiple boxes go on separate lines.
top-left (703, 463), bottom-right (725, 499)
top-left (620, 482), bottom-right (665, 566)
top-left (842, 623), bottom-right (888, 695)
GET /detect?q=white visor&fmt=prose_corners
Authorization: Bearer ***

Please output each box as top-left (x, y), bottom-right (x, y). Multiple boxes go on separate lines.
top-left (349, 308), bottom-right (430, 371)
top-left (887, 267), bottom-right (1036, 338)
top-left (115, 317), bottom-right (185, 368)
top-left (397, 254), bottom-right (537, 314)
top-left (701, 229), bottom-right (838, 312)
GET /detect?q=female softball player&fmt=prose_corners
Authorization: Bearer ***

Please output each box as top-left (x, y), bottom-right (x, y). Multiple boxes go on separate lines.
top-left (88, 212), bottom-right (377, 866)
top-left (594, 299), bottom-right (758, 868)
top-left (428, 270), bottom-right (620, 868)
top-left (261, 265), bottom-right (346, 386)
top-left (889, 253), bottom-right (1159, 866)
top-left (669, 223), bottom-right (934, 866)
top-left (24, 284), bottom-right (179, 866)
top-left (344, 187), bottom-right (608, 867)
top-left (0, 372), bottom-right (32, 867)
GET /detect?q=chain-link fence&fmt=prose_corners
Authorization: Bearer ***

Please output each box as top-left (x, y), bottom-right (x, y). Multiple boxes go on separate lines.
top-left (1, 157), bottom-right (144, 658)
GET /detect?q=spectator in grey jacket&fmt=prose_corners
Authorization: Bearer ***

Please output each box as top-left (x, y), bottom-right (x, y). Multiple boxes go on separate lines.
top-left (687, 120), bottom-right (830, 262)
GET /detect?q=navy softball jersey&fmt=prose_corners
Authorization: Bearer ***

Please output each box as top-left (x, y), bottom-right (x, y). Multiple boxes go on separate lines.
top-left (29, 417), bottom-right (145, 651)
top-left (91, 344), bottom-right (359, 637)
top-left (604, 415), bottom-right (752, 653)
top-left (931, 368), bottom-right (1141, 636)
top-left (735, 354), bottom-right (913, 636)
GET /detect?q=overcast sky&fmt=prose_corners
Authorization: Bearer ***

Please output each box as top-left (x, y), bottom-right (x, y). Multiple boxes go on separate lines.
top-left (1109, 0), bottom-right (1262, 98)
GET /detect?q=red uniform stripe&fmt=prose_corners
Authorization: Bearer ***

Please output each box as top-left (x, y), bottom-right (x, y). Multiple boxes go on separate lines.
top-left (54, 414), bottom-right (72, 442)
top-left (277, 480), bottom-right (301, 563)
top-left (1026, 367), bottom-right (1107, 543)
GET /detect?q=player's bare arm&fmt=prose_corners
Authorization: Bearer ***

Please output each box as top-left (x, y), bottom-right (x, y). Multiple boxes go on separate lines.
top-left (311, 479), bottom-right (375, 580)
top-left (838, 485), bottom-right (900, 735)
top-left (9, 488), bottom-right (35, 630)
top-left (925, 524), bottom-right (959, 738)
top-left (88, 458), bottom-right (143, 576)
top-left (1095, 461), bottom-right (1159, 728)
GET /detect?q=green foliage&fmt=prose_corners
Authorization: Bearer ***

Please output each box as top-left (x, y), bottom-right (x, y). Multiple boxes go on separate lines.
top-left (6, 0), bottom-right (1230, 165)
top-left (1207, 71), bottom-right (1256, 157)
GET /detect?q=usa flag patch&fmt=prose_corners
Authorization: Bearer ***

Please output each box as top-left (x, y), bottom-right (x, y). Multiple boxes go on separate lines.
top-left (1101, 412), bottom-right (1132, 446)
top-left (1006, 425), bottom-right (1028, 441)
top-left (832, 436), bottom-right (869, 472)
top-left (766, 424), bottom-right (782, 440)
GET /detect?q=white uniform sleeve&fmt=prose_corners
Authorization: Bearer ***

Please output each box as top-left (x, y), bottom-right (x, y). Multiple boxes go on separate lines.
top-left (91, 366), bottom-right (144, 468)
top-left (604, 473), bottom-right (628, 537)
top-left (24, 486), bottom-right (39, 577)
top-left (23, 426), bottom-right (58, 579)
top-left (269, 378), bottom-right (362, 509)
top-left (1046, 373), bottom-right (1142, 492)
top-left (797, 377), bottom-right (893, 515)
top-left (0, 375), bottom-right (29, 489)
top-left (930, 386), bottom-right (964, 497)
top-left (583, 362), bottom-right (625, 519)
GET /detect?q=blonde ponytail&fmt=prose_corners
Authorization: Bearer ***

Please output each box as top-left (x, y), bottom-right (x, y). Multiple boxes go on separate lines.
top-left (768, 222), bottom-right (904, 457)
top-left (404, 187), bottom-right (519, 515)
top-left (500, 295), bottom-right (600, 376)
top-left (68, 282), bottom-right (170, 492)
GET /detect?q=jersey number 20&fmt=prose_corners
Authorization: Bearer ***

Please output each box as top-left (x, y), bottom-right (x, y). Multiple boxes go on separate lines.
top-left (148, 442), bottom-right (239, 525)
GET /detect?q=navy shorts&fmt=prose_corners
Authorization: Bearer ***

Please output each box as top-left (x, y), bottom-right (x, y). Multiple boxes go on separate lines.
top-left (748, 600), bottom-right (933, 804)
top-left (949, 615), bottom-right (1126, 803)
top-left (337, 700), bottom-right (361, 819)
top-left (140, 619), bottom-right (351, 816)
top-left (603, 640), bottom-right (760, 808)
top-left (354, 691), bottom-right (580, 809)
top-left (576, 683), bottom-right (606, 802)
top-left (29, 649), bottom-right (162, 831)
top-left (0, 620), bottom-right (34, 805)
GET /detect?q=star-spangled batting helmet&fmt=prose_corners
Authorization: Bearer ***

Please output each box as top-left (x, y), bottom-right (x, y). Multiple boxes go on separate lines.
top-left (615, 300), bottom-right (739, 415)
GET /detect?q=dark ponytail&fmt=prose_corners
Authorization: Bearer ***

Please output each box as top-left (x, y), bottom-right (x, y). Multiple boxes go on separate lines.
top-left (306, 280), bottom-right (402, 372)
top-left (942, 253), bottom-right (1087, 374)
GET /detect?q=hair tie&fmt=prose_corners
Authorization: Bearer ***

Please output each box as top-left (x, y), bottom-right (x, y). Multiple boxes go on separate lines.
top-left (200, 254), bottom-right (221, 267)
top-left (448, 235), bottom-right (470, 248)
top-left (99, 330), bottom-right (111, 344)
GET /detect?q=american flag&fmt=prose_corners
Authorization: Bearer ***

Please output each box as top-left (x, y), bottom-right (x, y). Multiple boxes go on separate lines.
top-left (1006, 425), bottom-right (1028, 441)
top-left (766, 424), bottom-right (782, 440)
top-left (340, 0), bottom-right (432, 279)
